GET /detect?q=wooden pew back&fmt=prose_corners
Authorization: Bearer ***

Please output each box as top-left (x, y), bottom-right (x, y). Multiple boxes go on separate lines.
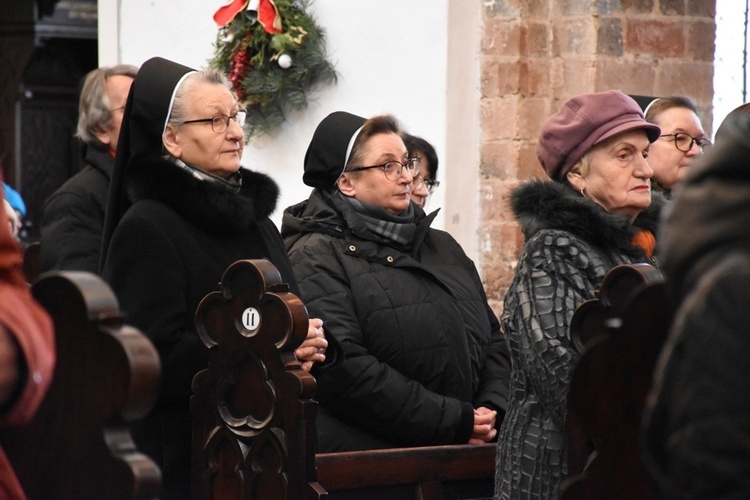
top-left (562, 263), bottom-right (673, 499)
top-left (192, 259), bottom-right (497, 499)
top-left (1, 271), bottom-right (161, 499)
top-left (191, 259), bottom-right (324, 499)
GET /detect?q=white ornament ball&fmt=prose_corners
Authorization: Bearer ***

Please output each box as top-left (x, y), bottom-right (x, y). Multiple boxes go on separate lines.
top-left (278, 54), bottom-right (292, 69)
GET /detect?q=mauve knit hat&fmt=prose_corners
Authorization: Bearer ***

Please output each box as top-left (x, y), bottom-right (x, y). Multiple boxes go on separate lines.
top-left (537, 90), bottom-right (661, 181)
top-left (303, 111), bottom-right (367, 189)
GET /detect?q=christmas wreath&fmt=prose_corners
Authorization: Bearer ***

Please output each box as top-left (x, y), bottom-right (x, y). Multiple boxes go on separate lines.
top-left (211, 0), bottom-right (337, 138)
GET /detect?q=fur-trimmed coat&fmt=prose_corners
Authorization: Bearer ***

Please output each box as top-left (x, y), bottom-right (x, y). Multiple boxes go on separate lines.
top-left (494, 180), bottom-right (664, 500)
top-left (102, 156), bottom-right (296, 500)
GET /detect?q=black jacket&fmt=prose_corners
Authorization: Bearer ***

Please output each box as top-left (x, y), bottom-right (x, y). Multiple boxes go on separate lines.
top-left (495, 180), bottom-right (664, 499)
top-left (643, 113), bottom-right (750, 499)
top-left (102, 155), bottom-right (296, 499)
top-left (282, 188), bottom-right (510, 451)
top-left (40, 145), bottom-right (114, 273)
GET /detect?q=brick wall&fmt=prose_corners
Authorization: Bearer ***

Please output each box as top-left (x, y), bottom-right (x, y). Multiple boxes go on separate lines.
top-left (479, 0), bottom-right (716, 316)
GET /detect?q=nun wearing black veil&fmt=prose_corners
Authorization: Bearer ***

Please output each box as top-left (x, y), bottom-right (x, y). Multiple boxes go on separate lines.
top-left (100, 57), bottom-right (332, 499)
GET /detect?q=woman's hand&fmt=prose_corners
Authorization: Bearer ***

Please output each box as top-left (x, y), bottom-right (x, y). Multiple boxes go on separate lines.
top-left (468, 406), bottom-right (498, 444)
top-left (294, 318), bottom-right (328, 372)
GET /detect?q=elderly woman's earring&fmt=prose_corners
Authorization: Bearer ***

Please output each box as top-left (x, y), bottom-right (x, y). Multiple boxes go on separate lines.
top-left (580, 187), bottom-right (586, 197)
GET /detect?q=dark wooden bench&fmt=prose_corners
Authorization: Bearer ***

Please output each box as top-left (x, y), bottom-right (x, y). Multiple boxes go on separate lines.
top-left (316, 443), bottom-right (495, 499)
top-left (1, 271), bottom-right (162, 499)
top-left (191, 259), bottom-right (496, 499)
top-left (561, 263), bottom-right (673, 499)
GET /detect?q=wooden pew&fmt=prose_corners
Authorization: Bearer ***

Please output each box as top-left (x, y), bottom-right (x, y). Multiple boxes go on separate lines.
top-left (191, 259), bottom-right (324, 499)
top-left (191, 259), bottom-right (496, 500)
top-left (316, 443), bottom-right (495, 499)
top-left (0, 271), bottom-right (162, 499)
top-left (561, 263), bottom-right (673, 499)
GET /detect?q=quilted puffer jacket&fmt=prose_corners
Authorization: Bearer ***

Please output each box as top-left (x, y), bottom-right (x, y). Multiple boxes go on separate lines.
top-left (282, 188), bottom-right (511, 451)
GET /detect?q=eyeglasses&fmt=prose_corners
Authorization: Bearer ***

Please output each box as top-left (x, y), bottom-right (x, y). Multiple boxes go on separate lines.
top-left (659, 132), bottom-right (711, 153)
top-left (413, 176), bottom-right (441, 194)
top-left (177, 109), bottom-right (247, 134)
top-left (346, 157), bottom-right (420, 181)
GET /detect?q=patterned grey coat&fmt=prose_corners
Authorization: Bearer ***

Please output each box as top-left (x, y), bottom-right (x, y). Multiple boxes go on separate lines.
top-left (494, 179), bottom-right (664, 499)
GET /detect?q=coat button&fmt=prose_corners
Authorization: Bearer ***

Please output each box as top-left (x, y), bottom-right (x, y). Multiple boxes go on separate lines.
top-left (349, 245), bottom-right (356, 251)
top-left (386, 256), bottom-right (394, 263)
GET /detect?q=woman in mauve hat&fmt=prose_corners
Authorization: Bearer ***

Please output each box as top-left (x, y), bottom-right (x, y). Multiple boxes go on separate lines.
top-left (494, 90), bottom-right (665, 499)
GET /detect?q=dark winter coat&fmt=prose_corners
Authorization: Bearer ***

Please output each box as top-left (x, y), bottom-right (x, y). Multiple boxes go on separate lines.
top-left (494, 180), bottom-right (664, 500)
top-left (40, 145), bottom-right (114, 273)
top-left (102, 156), bottom-right (296, 499)
top-left (282, 188), bottom-right (511, 452)
top-left (642, 112), bottom-right (750, 499)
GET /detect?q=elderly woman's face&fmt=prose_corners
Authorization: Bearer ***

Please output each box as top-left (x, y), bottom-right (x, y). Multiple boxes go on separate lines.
top-left (164, 82), bottom-right (243, 178)
top-left (341, 132), bottom-right (413, 214)
top-left (570, 129), bottom-right (653, 219)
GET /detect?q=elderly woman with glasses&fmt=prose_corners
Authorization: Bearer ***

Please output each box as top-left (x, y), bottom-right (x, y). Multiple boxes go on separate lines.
top-left (282, 112), bottom-right (510, 452)
top-left (403, 133), bottom-right (440, 209)
top-left (100, 57), bottom-right (333, 499)
top-left (639, 95), bottom-right (710, 196)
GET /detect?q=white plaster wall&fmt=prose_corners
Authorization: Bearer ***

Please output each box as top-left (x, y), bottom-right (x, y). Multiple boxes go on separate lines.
top-left (99, 0), bottom-right (482, 262)
top-left (713, 1), bottom-right (747, 135)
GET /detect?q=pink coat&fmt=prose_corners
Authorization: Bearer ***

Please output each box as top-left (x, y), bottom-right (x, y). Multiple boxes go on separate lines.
top-left (0, 189), bottom-right (55, 500)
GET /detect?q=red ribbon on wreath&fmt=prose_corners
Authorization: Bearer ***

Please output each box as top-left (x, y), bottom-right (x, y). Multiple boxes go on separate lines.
top-left (213, 0), bottom-right (282, 34)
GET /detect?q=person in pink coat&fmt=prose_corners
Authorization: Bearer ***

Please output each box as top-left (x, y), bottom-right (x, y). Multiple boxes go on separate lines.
top-left (0, 181), bottom-right (55, 499)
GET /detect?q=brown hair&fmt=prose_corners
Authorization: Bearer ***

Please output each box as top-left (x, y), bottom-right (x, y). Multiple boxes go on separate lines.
top-left (645, 96), bottom-right (701, 125)
top-left (345, 114), bottom-right (403, 172)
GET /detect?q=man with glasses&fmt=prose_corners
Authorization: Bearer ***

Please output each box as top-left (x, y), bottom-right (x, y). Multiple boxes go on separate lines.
top-left (640, 95), bottom-right (710, 196)
top-left (40, 64), bottom-right (138, 273)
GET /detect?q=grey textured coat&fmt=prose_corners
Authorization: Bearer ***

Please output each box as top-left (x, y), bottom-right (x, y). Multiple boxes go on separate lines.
top-left (494, 180), bottom-right (663, 499)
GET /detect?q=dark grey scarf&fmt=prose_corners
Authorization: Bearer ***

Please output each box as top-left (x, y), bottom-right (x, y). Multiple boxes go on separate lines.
top-left (166, 156), bottom-right (242, 193)
top-left (341, 192), bottom-right (417, 246)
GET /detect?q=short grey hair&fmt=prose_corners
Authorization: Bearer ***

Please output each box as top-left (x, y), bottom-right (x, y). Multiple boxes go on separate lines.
top-left (76, 64), bottom-right (138, 146)
top-left (167, 69), bottom-right (232, 125)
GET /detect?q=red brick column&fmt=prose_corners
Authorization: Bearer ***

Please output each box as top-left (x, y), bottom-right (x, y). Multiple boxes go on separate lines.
top-left (479, 0), bottom-right (716, 315)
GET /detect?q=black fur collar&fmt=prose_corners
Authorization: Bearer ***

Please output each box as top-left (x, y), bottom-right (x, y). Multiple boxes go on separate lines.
top-left (126, 155), bottom-right (280, 235)
top-left (510, 179), bottom-right (665, 257)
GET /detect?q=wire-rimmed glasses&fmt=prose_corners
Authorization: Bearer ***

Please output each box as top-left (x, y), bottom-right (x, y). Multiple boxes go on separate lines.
top-left (346, 157), bottom-right (420, 180)
top-left (178, 109), bottom-right (247, 133)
